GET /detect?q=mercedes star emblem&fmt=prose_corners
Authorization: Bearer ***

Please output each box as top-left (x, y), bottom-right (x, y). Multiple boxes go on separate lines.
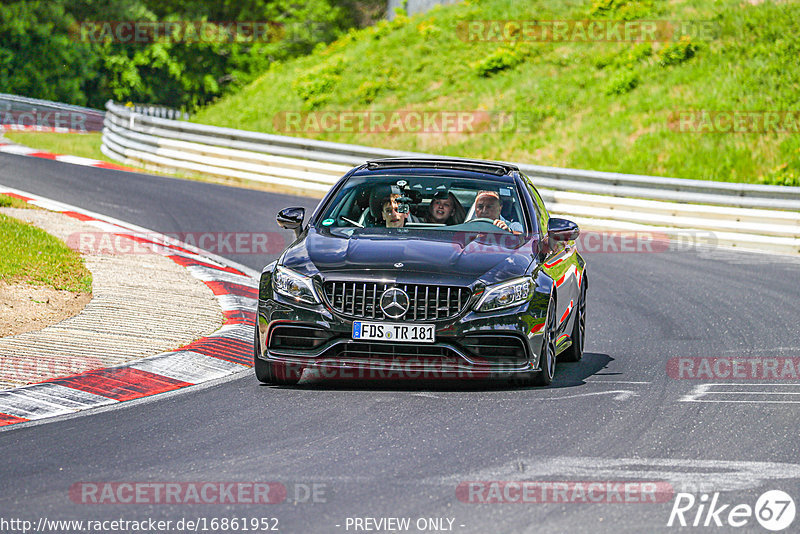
top-left (380, 288), bottom-right (410, 319)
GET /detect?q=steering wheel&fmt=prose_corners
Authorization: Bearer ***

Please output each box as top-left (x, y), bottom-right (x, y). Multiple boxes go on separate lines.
top-left (466, 218), bottom-right (513, 231)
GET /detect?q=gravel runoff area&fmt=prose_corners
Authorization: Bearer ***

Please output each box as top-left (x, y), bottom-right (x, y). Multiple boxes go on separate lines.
top-left (0, 207), bottom-right (223, 390)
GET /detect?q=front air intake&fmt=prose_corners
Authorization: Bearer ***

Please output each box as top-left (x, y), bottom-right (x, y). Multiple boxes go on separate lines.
top-left (268, 325), bottom-right (330, 352)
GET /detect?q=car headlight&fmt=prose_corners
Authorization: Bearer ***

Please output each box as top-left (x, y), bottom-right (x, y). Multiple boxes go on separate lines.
top-left (273, 265), bottom-right (320, 304)
top-left (475, 277), bottom-right (533, 312)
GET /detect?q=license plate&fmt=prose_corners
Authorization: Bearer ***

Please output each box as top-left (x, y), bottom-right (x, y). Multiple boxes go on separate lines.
top-left (352, 322), bottom-right (435, 343)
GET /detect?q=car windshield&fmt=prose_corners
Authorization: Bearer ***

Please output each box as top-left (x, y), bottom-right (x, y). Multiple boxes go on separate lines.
top-left (316, 174), bottom-right (530, 234)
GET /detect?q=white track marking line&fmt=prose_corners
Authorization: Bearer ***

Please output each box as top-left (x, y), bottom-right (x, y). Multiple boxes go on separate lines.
top-left (584, 380), bottom-right (651, 384)
top-left (547, 390), bottom-right (638, 400)
top-left (680, 383), bottom-right (800, 403)
top-left (702, 391), bottom-right (800, 395)
top-left (682, 400), bottom-right (800, 403)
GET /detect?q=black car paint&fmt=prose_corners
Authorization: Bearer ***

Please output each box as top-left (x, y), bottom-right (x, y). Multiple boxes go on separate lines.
top-left (256, 162), bottom-right (586, 381)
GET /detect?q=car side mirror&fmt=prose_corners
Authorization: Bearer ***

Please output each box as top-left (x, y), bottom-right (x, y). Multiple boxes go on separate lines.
top-left (547, 217), bottom-right (580, 242)
top-left (277, 207), bottom-right (305, 238)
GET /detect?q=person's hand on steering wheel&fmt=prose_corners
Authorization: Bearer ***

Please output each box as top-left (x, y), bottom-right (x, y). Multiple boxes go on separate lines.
top-left (492, 219), bottom-right (510, 231)
top-left (468, 217), bottom-right (513, 232)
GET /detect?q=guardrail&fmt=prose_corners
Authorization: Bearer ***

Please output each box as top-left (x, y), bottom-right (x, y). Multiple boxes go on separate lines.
top-left (102, 100), bottom-right (800, 254)
top-left (1, 93), bottom-right (105, 132)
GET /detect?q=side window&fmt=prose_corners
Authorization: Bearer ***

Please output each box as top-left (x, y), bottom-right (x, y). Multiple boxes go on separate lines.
top-left (522, 174), bottom-right (549, 237)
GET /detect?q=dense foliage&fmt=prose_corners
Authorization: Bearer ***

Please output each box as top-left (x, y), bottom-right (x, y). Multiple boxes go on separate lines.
top-left (0, 0), bottom-right (381, 110)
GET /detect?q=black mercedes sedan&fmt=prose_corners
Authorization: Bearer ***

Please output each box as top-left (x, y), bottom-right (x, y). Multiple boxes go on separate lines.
top-left (255, 157), bottom-right (587, 386)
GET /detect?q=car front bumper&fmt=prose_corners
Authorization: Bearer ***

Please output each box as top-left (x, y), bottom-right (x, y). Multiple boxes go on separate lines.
top-left (256, 289), bottom-right (550, 380)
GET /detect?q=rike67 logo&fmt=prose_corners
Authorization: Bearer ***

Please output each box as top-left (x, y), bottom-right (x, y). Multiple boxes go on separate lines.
top-left (667, 490), bottom-right (795, 531)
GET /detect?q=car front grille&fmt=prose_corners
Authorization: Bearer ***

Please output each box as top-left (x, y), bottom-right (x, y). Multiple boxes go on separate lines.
top-left (323, 282), bottom-right (470, 321)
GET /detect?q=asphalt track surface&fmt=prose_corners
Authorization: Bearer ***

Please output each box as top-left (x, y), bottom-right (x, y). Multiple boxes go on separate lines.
top-left (2, 152), bottom-right (800, 533)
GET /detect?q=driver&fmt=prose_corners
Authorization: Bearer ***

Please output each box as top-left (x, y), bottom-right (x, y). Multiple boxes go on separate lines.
top-left (471, 190), bottom-right (522, 233)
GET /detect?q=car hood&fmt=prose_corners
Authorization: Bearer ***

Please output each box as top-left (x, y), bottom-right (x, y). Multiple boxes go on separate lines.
top-left (281, 227), bottom-right (536, 285)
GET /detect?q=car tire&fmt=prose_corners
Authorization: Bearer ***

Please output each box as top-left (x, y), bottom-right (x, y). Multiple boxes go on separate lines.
top-left (254, 320), bottom-right (303, 386)
top-left (560, 280), bottom-right (586, 363)
top-left (532, 296), bottom-right (557, 386)
top-left (510, 295), bottom-right (556, 387)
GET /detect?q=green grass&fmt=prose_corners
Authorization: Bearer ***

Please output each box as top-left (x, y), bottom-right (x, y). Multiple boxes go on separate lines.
top-left (192, 0), bottom-right (800, 185)
top-left (0, 194), bottom-right (33, 209)
top-left (0, 213), bottom-right (92, 293)
top-left (3, 132), bottom-right (110, 164)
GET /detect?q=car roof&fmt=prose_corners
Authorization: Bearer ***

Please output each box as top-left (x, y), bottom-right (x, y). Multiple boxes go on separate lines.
top-left (364, 157), bottom-right (519, 177)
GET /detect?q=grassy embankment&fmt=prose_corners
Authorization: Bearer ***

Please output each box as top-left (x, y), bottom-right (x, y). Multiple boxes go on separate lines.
top-left (8, 0), bottom-right (800, 186)
top-left (192, 0), bottom-right (800, 186)
top-left (0, 195), bottom-right (92, 293)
